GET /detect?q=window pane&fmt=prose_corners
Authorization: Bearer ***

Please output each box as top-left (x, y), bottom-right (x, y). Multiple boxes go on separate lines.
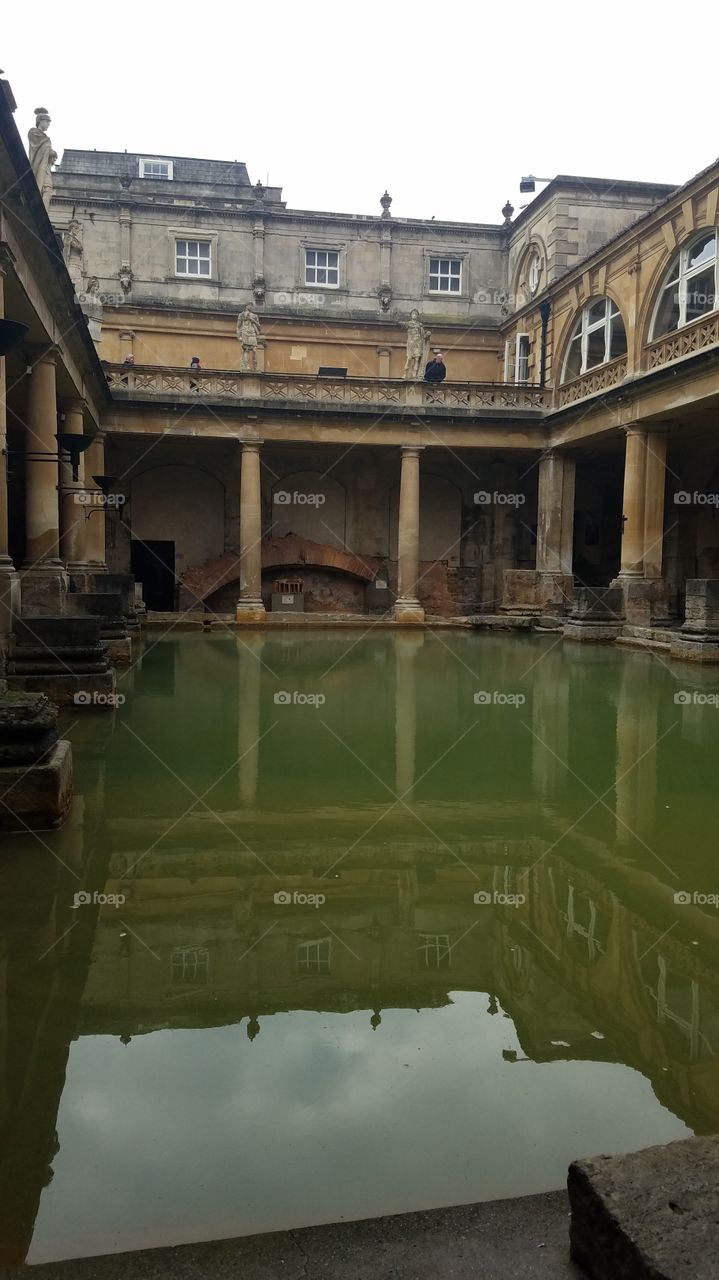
top-left (429, 275), bottom-right (438, 290)
top-left (685, 266), bottom-right (715, 323)
top-left (609, 314), bottom-right (627, 359)
top-left (176, 240), bottom-right (187, 256)
top-left (564, 333), bottom-right (583, 381)
top-left (328, 252), bottom-right (339, 268)
top-left (653, 283), bottom-right (681, 337)
top-left (449, 277), bottom-right (460, 291)
top-left (587, 299), bottom-right (607, 327)
top-left (450, 261), bottom-right (460, 275)
top-left (199, 243), bottom-right (210, 259)
top-left (687, 233), bottom-right (716, 271)
top-left (328, 269), bottom-right (338, 284)
top-left (586, 325), bottom-right (607, 369)
top-left (317, 268), bottom-right (327, 284)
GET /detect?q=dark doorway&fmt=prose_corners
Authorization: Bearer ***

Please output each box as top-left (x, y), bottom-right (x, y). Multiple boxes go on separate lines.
top-left (131, 539), bottom-right (176, 611)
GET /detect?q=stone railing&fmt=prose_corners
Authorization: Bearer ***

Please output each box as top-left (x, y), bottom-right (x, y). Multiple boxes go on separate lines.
top-left (556, 356), bottom-right (628, 408)
top-left (104, 365), bottom-right (549, 414)
top-left (645, 313), bottom-right (719, 373)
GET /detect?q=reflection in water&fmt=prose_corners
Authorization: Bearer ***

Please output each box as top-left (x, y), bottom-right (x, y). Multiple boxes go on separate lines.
top-left (1, 632), bottom-right (719, 1263)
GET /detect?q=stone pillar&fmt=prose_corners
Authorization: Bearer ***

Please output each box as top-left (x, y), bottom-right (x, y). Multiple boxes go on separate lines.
top-left (642, 430), bottom-right (668, 580)
top-left (236, 441), bottom-right (266, 623)
top-left (394, 446), bottom-right (425, 623)
top-left (0, 266), bottom-right (21, 674)
top-left (618, 426), bottom-right (647, 577)
top-left (82, 437), bottom-right (107, 570)
top-left (536, 451), bottom-right (575, 612)
top-left (377, 346), bottom-right (391, 378)
top-left (22, 349), bottom-right (67, 614)
top-left (59, 399), bottom-right (89, 575)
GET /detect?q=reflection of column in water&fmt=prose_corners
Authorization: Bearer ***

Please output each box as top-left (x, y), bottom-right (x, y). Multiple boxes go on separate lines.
top-left (394, 632), bottom-right (424, 799)
top-left (615, 659), bottom-right (657, 843)
top-left (238, 635), bottom-right (265, 807)
top-left (531, 646), bottom-right (568, 797)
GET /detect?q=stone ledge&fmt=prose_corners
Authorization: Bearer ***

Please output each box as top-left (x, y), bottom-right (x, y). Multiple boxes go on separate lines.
top-left (568, 1135), bottom-right (719, 1280)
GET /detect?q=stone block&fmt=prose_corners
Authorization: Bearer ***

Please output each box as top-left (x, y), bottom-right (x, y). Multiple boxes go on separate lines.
top-left (670, 634), bottom-right (719, 664)
top-left (537, 572), bottom-right (574, 614)
top-left (393, 599), bottom-right (425, 624)
top-left (7, 616), bottom-right (116, 708)
top-left (0, 739), bottom-right (72, 831)
top-left (682, 579), bottom-right (719, 635)
top-left (18, 565), bottom-right (68, 615)
top-left (500, 569), bottom-right (541, 614)
top-left (568, 1134), bottom-right (719, 1280)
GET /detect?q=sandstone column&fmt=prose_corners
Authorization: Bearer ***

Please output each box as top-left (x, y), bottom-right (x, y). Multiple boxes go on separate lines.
top-left (22, 348), bottom-right (67, 614)
top-left (59, 399), bottom-right (89, 577)
top-left (394, 445), bottom-right (425, 623)
top-left (536, 450), bottom-right (575, 611)
top-left (83, 436), bottom-right (107, 570)
top-left (0, 265), bottom-right (21, 667)
top-left (236, 441), bottom-right (266, 622)
top-left (642, 430), bottom-right (668, 580)
top-left (618, 426), bottom-right (647, 577)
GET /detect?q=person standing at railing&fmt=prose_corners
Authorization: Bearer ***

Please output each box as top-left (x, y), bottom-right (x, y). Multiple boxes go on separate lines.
top-left (424, 350), bottom-right (446, 383)
top-left (190, 356), bottom-right (201, 370)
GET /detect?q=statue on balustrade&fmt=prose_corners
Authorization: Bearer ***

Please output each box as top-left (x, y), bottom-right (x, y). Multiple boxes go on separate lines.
top-left (404, 309), bottom-right (431, 380)
top-left (237, 306), bottom-right (261, 372)
top-left (28, 108), bottom-right (57, 209)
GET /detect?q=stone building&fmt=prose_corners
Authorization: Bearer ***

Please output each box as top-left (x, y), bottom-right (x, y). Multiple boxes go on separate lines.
top-left (2, 77), bottom-right (719, 653)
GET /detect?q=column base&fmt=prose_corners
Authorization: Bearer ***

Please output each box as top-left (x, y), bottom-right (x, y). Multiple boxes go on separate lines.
top-left (609, 576), bottom-right (669, 627)
top-left (19, 563), bottom-right (68, 615)
top-left (236, 599), bottom-right (267, 624)
top-left (393, 598), bottom-right (425, 624)
top-left (0, 739), bottom-right (73, 831)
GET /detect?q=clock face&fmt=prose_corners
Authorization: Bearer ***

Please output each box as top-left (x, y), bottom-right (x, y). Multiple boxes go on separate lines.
top-left (528, 253), bottom-right (541, 296)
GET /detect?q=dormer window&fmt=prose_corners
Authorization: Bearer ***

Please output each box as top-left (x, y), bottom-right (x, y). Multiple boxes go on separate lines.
top-left (139, 158), bottom-right (173, 180)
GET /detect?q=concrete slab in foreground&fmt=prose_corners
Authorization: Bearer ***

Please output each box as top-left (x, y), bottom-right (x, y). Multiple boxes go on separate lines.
top-left (1, 1190), bottom-right (578, 1280)
top-left (568, 1135), bottom-right (719, 1280)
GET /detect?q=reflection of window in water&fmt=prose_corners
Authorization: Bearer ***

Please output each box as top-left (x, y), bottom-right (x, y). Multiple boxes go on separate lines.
top-left (171, 945), bottom-right (209, 985)
top-left (417, 934), bottom-right (451, 970)
top-left (296, 937), bottom-right (331, 974)
top-left (634, 935), bottom-right (716, 1062)
top-left (561, 884), bottom-right (608, 962)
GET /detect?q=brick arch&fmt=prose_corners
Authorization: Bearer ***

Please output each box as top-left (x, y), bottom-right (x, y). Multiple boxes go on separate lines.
top-left (180, 534), bottom-right (375, 603)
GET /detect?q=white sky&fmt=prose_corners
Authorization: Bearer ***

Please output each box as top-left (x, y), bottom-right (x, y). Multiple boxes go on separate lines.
top-left (3, 0), bottom-right (718, 223)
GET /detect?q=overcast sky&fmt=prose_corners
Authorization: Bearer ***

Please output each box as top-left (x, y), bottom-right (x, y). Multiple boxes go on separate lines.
top-left (4, 0), bottom-right (718, 224)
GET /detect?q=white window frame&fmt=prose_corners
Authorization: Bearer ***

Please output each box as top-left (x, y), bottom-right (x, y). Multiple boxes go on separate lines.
top-left (428, 256), bottom-right (462, 295)
top-left (515, 333), bottom-right (530, 382)
top-left (562, 297), bottom-right (626, 382)
top-left (175, 238), bottom-right (212, 278)
top-left (528, 252), bottom-right (542, 296)
top-left (650, 231), bottom-right (718, 339)
top-left (304, 247), bottom-right (340, 288)
top-left (171, 945), bottom-right (209, 983)
top-left (417, 933), bottom-right (451, 970)
top-left (139, 157), bottom-right (173, 180)
top-left (297, 937), bottom-right (331, 973)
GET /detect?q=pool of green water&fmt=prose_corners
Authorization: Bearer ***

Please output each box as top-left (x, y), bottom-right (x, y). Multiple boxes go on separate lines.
top-left (2, 629), bottom-right (719, 1263)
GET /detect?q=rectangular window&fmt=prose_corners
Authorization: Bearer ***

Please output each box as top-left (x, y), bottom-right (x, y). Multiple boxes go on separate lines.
top-left (428, 257), bottom-right (462, 293)
top-left (297, 938), bottom-right (331, 973)
top-left (171, 946), bottom-right (209, 984)
top-left (139, 158), bottom-right (173, 180)
top-left (305, 249), bottom-right (339, 287)
top-left (515, 333), bottom-right (530, 382)
top-left (175, 239), bottom-right (211, 277)
top-left (417, 933), bottom-right (451, 970)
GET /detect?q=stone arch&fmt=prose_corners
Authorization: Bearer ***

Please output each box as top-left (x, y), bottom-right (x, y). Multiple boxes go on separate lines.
top-left (637, 224), bottom-right (718, 351)
top-left (270, 470), bottom-right (346, 548)
top-left (388, 473), bottom-right (462, 564)
top-left (130, 464), bottom-right (225, 568)
top-left (555, 291), bottom-right (628, 384)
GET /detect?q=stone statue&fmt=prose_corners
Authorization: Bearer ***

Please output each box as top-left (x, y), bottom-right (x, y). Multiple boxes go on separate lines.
top-left (237, 305), bottom-right (261, 371)
top-left (28, 108), bottom-right (57, 209)
top-left (63, 216), bottom-right (84, 287)
top-left (403, 309), bottom-right (430, 380)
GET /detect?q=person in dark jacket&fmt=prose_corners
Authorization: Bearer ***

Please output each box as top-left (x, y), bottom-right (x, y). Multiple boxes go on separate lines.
top-left (424, 350), bottom-right (446, 382)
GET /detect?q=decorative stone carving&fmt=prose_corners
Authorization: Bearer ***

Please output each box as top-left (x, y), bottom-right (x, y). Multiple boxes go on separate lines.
top-left (403, 309), bottom-right (430, 380)
top-left (63, 216), bottom-right (84, 288)
top-left (380, 191), bottom-right (392, 219)
top-left (502, 200), bottom-right (514, 225)
top-left (378, 284), bottom-right (392, 312)
top-left (252, 276), bottom-right (266, 304)
top-left (28, 107), bottom-right (57, 208)
top-left (237, 305), bottom-right (261, 371)
top-left (78, 276), bottom-right (103, 345)
top-left (118, 265), bottom-right (133, 295)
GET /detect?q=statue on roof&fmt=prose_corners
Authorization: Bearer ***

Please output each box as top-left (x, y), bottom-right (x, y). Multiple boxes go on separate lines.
top-left (28, 108), bottom-right (57, 209)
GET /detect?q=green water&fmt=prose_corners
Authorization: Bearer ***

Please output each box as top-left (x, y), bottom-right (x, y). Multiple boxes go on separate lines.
top-left (2, 629), bottom-right (719, 1264)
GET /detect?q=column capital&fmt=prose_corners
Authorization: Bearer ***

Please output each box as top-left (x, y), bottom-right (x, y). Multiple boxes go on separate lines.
top-left (240, 438), bottom-right (263, 453)
top-left (400, 444), bottom-right (425, 458)
top-left (621, 423), bottom-right (648, 439)
top-left (60, 396), bottom-right (87, 417)
top-left (25, 342), bottom-right (62, 369)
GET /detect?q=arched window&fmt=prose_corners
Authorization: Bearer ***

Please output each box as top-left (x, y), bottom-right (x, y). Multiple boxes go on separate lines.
top-left (650, 231), bottom-right (718, 339)
top-left (562, 297), bottom-right (627, 382)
